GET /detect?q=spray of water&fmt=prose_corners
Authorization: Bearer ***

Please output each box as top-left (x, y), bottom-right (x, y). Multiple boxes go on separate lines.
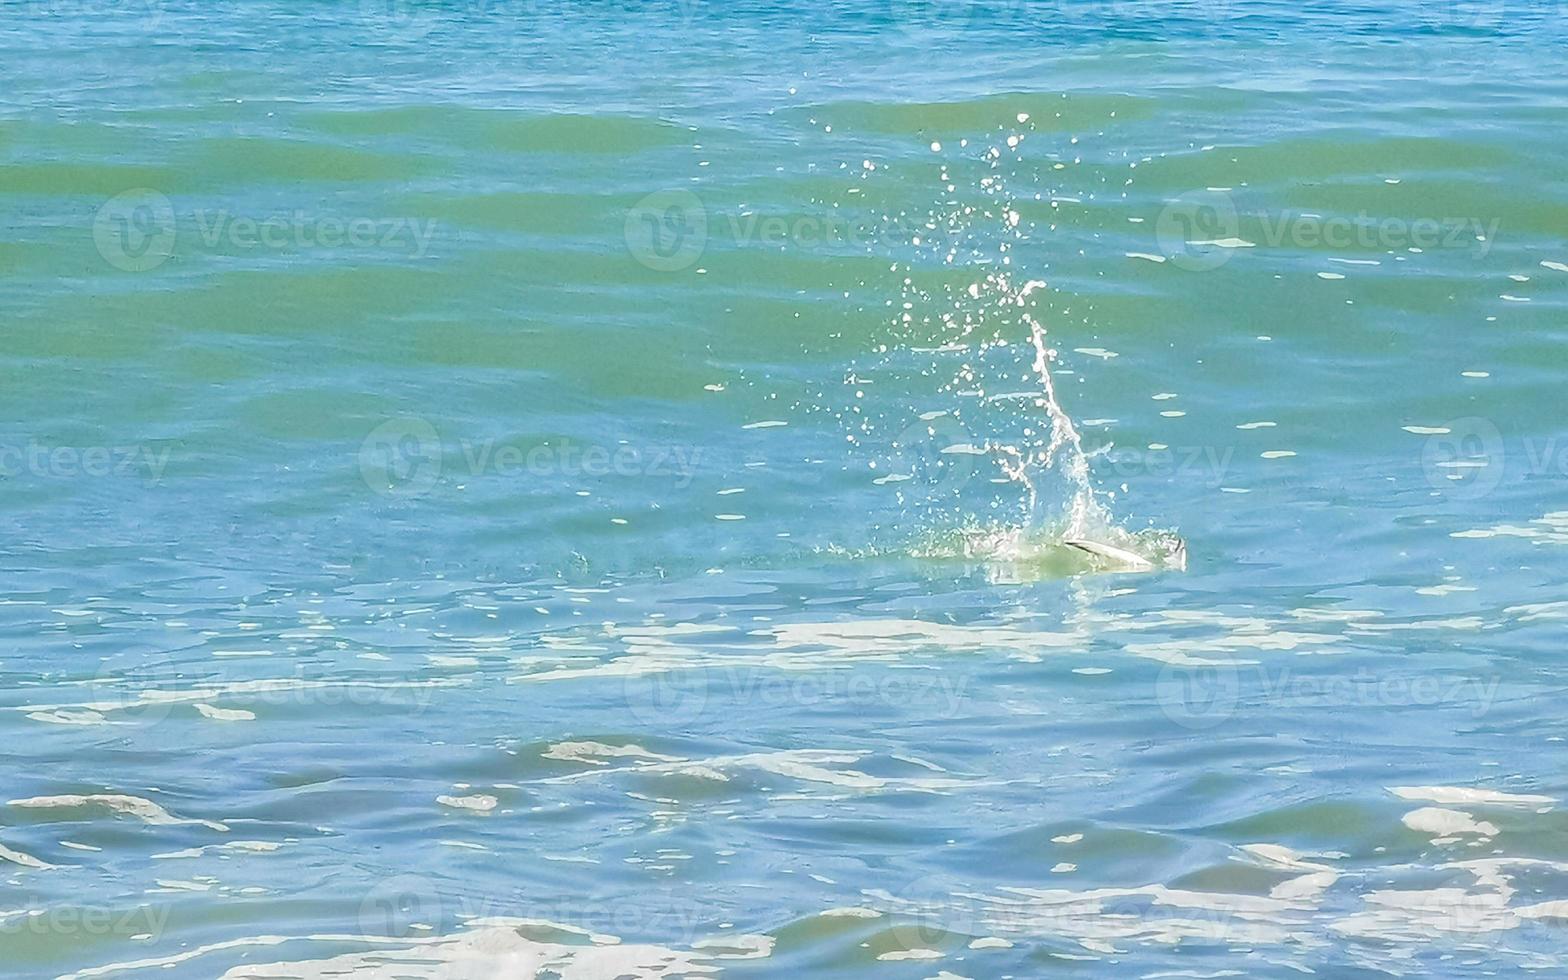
top-left (834, 110), bottom-right (1182, 573)
top-left (993, 279), bottom-right (1103, 540)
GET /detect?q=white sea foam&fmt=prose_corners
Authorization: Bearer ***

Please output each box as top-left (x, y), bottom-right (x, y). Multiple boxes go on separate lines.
top-left (7, 794), bottom-right (227, 832)
top-left (1391, 786), bottom-right (1554, 808)
top-left (63, 918), bottom-right (766, 980)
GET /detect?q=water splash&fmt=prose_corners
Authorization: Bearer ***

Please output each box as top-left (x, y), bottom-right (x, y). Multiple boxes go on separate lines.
top-left (852, 116), bottom-right (1182, 573)
top-left (995, 278), bottom-right (1103, 540)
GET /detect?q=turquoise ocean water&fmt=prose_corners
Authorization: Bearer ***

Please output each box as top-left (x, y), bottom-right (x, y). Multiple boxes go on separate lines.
top-left (4, 1), bottom-right (1568, 976)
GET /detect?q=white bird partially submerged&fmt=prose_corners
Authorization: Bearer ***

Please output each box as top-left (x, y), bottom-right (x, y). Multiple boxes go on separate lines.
top-left (1065, 536), bottom-right (1187, 573)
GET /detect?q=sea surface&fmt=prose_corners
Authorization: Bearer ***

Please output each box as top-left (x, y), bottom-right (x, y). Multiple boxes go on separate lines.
top-left (3, 2), bottom-right (1568, 977)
